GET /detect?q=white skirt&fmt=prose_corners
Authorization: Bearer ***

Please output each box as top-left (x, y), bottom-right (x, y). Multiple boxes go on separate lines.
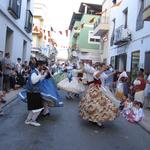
top-left (57, 77), bottom-right (86, 94)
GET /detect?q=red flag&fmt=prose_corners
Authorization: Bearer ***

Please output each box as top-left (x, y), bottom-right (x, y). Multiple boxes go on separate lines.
top-left (59, 31), bottom-right (62, 35)
top-left (65, 30), bottom-right (68, 37)
top-left (33, 26), bottom-right (39, 32)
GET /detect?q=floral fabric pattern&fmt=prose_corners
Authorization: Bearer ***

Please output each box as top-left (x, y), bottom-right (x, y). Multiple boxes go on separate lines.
top-left (79, 84), bottom-right (118, 122)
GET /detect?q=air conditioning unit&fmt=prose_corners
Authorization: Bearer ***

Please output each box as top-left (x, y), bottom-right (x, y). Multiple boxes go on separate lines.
top-left (122, 28), bottom-right (131, 40)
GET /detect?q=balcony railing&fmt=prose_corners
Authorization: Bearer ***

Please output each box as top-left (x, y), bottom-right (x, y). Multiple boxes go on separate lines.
top-left (93, 16), bottom-right (109, 36)
top-left (8, 0), bottom-right (22, 19)
top-left (143, 0), bottom-right (150, 21)
top-left (25, 10), bottom-right (33, 33)
top-left (114, 25), bottom-right (131, 45)
top-left (94, 17), bottom-right (109, 29)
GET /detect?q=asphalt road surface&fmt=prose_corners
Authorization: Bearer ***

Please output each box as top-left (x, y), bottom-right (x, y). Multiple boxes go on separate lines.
top-left (0, 91), bottom-right (150, 150)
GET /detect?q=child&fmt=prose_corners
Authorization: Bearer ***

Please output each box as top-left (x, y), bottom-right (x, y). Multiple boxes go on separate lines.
top-left (126, 101), bottom-right (144, 123)
top-left (119, 95), bottom-right (128, 111)
top-left (121, 97), bottom-right (133, 117)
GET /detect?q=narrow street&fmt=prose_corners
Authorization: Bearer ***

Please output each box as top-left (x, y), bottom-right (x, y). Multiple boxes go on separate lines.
top-left (0, 91), bottom-right (150, 150)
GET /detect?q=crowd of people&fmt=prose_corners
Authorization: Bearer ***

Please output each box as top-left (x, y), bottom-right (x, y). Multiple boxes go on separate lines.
top-left (0, 52), bottom-right (150, 127)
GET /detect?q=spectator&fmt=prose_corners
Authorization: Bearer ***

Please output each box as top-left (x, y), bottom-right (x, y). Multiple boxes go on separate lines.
top-left (15, 57), bottom-right (22, 74)
top-left (1, 52), bottom-right (12, 92)
top-left (133, 72), bottom-right (146, 103)
top-left (144, 74), bottom-right (150, 109)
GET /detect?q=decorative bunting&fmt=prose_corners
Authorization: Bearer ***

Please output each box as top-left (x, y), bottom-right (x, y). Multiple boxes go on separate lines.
top-left (89, 17), bottom-right (95, 23)
top-left (51, 27), bottom-right (54, 32)
top-left (33, 26), bottom-right (39, 32)
top-left (81, 23), bottom-right (84, 29)
top-left (65, 30), bottom-right (68, 37)
top-left (96, 8), bottom-right (107, 15)
top-left (59, 31), bottom-right (62, 35)
top-left (74, 27), bottom-right (78, 30)
top-left (48, 31), bottom-right (51, 37)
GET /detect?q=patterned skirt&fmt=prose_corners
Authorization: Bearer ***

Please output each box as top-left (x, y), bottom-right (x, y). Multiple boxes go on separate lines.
top-left (79, 84), bottom-right (118, 123)
top-left (57, 77), bottom-right (86, 94)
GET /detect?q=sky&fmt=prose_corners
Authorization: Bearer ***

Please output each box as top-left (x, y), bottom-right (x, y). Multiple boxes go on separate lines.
top-left (46, 0), bottom-right (103, 60)
top-left (47, 0), bottom-right (103, 30)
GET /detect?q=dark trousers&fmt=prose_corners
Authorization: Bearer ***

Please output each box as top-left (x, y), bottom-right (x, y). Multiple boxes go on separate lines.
top-left (3, 75), bottom-right (10, 92)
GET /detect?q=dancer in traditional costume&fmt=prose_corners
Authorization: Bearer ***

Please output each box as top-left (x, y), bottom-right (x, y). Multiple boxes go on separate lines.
top-left (79, 65), bottom-right (119, 127)
top-left (57, 64), bottom-right (86, 98)
top-left (25, 60), bottom-right (46, 127)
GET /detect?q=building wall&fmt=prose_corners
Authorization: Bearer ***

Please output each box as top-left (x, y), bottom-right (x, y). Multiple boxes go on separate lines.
top-left (78, 14), bottom-right (100, 51)
top-left (99, 0), bottom-right (112, 64)
top-left (108, 0), bottom-right (150, 72)
top-left (0, 0), bottom-right (33, 62)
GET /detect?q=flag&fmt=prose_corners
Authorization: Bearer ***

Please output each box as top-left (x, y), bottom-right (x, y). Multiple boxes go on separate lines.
top-left (81, 23), bottom-right (84, 29)
top-left (74, 26), bottom-right (78, 30)
top-left (111, 0), bottom-right (122, 8)
top-left (59, 31), bottom-right (62, 35)
top-left (33, 26), bottom-right (39, 32)
top-left (48, 38), bottom-right (51, 43)
top-left (65, 30), bottom-right (68, 37)
top-left (96, 9), bottom-right (107, 15)
top-left (48, 31), bottom-right (51, 37)
top-left (51, 27), bottom-right (54, 32)
top-left (89, 17), bottom-right (95, 23)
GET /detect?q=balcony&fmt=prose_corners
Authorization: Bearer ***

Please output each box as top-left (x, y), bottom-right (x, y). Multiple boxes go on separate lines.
top-left (93, 16), bottom-right (109, 36)
top-left (114, 25), bottom-right (131, 45)
top-left (25, 10), bottom-right (33, 33)
top-left (8, 0), bottom-right (22, 19)
top-left (34, 2), bottom-right (47, 21)
top-left (143, 0), bottom-right (150, 21)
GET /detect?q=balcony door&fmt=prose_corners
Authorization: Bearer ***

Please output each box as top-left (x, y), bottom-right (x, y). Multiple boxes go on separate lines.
top-left (131, 51), bottom-right (140, 81)
top-left (144, 51), bottom-right (150, 74)
top-left (5, 27), bottom-right (13, 57)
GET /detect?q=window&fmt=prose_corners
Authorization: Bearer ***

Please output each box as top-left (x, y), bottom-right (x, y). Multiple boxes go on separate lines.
top-left (110, 19), bottom-right (116, 46)
top-left (136, 0), bottom-right (144, 31)
top-left (123, 8), bottom-right (128, 29)
top-left (24, 10), bottom-right (33, 33)
top-left (112, 0), bottom-right (117, 4)
top-left (88, 31), bottom-right (100, 44)
top-left (8, 0), bottom-right (22, 19)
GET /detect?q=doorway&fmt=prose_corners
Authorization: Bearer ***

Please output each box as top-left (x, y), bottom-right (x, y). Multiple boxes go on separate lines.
top-left (22, 40), bottom-right (27, 62)
top-left (5, 27), bottom-right (13, 57)
top-left (131, 51), bottom-right (140, 81)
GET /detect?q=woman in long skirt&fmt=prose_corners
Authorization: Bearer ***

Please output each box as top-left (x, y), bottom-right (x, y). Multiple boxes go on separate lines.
top-left (79, 65), bottom-right (118, 127)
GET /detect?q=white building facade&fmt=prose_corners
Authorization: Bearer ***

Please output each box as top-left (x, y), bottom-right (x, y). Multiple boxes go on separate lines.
top-left (0, 0), bottom-right (33, 63)
top-left (108, 0), bottom-right (150, 79)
